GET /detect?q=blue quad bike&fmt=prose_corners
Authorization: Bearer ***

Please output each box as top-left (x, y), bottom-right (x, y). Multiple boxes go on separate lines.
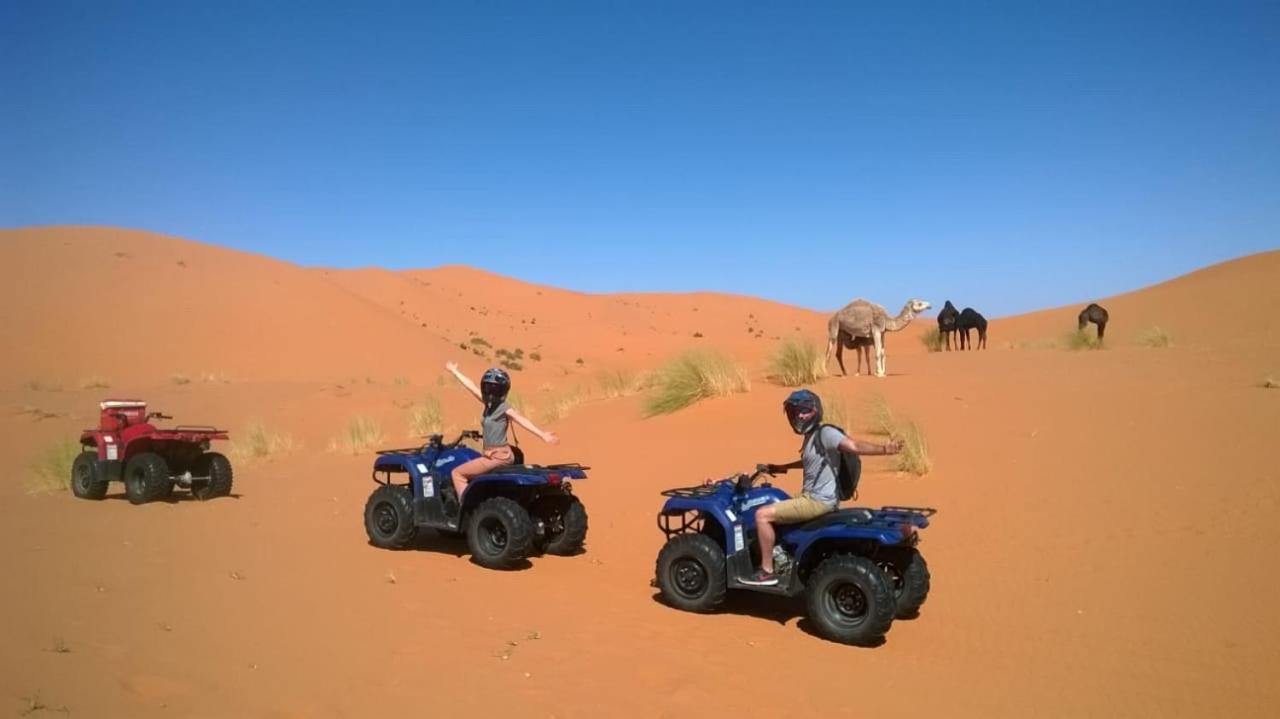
top-left (654, 458), bottom-right (935, 646)
top-left (363, 430), bottom-right (590, 569)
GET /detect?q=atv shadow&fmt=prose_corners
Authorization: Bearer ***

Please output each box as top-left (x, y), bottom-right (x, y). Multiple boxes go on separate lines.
top-left (103, 491), bottom-right (243, 503)
top-left (374, 531), bottom-right (533, 571)
top-left (649, 591), bottom-right (802, 626)
top-left (649, 592), bottom-right (887, 648)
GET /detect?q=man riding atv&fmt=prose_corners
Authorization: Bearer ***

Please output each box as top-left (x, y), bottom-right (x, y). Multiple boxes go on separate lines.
top-left (742, 389), bottom-right (903, 586)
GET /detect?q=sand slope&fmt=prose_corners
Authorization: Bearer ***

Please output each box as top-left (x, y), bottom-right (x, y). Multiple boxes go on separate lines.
top-left (2, 226), bottom-right (1278, 718)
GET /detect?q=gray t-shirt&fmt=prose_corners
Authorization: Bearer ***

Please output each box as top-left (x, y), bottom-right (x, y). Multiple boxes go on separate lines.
top-left (801, 425), bottom-right (847, 507)
top-left (481, 401), bottom-right (511, 448)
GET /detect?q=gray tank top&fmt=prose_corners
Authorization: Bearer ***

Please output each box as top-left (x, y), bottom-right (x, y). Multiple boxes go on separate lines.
top-left (481, 401), bottom-right (511, 449)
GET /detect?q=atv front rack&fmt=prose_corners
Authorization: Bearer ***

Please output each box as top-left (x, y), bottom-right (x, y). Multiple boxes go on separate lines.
top-left (660, 483), bottom-right (721, 499)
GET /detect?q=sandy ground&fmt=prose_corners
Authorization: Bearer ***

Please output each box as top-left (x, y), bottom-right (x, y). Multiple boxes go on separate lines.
top-left (2, 227), bottom-right (1278, 717)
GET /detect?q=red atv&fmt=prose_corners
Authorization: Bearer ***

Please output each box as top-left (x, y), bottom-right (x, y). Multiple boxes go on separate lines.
top-left (73, 400), bottom-right (233, 504)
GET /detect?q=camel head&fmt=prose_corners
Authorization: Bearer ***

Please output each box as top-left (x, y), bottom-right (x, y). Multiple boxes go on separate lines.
top-left (905, 299), bottom-right (931, 315)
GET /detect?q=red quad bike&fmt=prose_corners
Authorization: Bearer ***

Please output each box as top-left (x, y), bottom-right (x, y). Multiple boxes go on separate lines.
top-left (72, 400), bottom-right (233, 504)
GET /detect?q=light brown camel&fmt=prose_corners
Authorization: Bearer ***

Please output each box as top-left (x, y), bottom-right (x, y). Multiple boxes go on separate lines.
top-left (826, 298), bottom-right (931, 377)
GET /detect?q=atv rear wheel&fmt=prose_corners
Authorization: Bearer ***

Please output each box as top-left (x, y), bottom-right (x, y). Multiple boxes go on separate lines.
top-left (191, 452), bottom-right (233, 500)
top-left (877, 548), bottom-right (930, 619)
top-left (467, 497), bottom-right (534, 569)
top-left (806, 554), bottom-right (895, 646)
top-left (70, 451), bottom-right (108, 500)
top-left (534, 496), bottom-right (588, 556)
top-left (363, 485), bottom-right (417, 549)
top-left (124, 452), bottom-right (172, 505)
top-left (656, 534), bottom-right (727, 613)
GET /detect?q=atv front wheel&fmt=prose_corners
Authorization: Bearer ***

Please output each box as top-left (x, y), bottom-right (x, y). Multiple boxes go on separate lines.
top-left (655, 534), bottom-right (727, 613)
top-left (806, 554), bottom-right (895, 646)
top-left (191, 452), bottom-right (233, 500)
top-left (124, 452), bottom-right (172, 505)
top-left (877, 548), bottom-right (931, 619)
top-left (70, 451), bottom-right (108, 500)
top-left (533, 496), bottom-right (588, 556)
top-left (467, 497), bottom-right (534, 569)
top-left (364, 485), bottom-right (417, 549)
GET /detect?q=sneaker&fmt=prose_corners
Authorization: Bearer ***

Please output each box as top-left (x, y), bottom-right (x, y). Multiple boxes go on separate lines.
top-left (740, 569), bottom-right (778, 586)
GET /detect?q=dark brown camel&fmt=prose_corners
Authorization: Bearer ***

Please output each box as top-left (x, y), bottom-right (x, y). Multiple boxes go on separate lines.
top-left (957, 307), bottom-right (987, 350)
top-left (1078, 303), bottom-right (1109, 340)
top-left (937, 300), bottom-right (960, 351)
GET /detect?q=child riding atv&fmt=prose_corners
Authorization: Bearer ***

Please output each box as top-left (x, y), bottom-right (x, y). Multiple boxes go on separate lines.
top-left (444, 362), bottom-right (559, 508)
top-left (743, 389), bottom-right (903, 586)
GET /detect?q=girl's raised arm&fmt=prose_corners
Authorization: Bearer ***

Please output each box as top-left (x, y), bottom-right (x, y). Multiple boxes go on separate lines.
top-left (506, 408), bottom-right (559, 445)
top-left (445, 361), bottom-right (483, 402)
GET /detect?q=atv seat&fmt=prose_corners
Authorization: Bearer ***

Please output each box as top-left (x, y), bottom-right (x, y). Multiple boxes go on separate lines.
top-left (796, 508), bottom-right (875, 532)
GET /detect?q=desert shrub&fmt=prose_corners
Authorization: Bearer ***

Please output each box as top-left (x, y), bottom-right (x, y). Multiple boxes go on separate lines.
top-left (1136, 326), bottom-right (1172, 348)
top-left (644, 351), bottom-right (750, 416)
top-left (79, 376), bottom-right (110, 389)
top-left (529, 352), bottom-right (542, 362)
top-left (1261, 376), bottom-right (1278, 389)
top-left (23, 379), bottom-right (62, 392)
top-left (1064, 329), bottom-right (1102, 351)
top-left (171, 374), bottom-right (191, 385)
top-left (469, 336), bottom-right (491, 348)
top-left (408, 397), bottom-right (443, 437)
top-left (920, 327), bottom-right (943, 352)
top-left (766, 339), bottom-right (826, 386)
top-left (26, 439), bottom-right (80, 494)
top-left (392, 376), bottom-right (409, 386)
top-left (895, 419), bottom-right (932, 476)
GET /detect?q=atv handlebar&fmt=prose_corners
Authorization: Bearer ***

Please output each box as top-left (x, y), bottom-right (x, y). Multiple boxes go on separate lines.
top-left (146, 412), bottom-right (173, 421)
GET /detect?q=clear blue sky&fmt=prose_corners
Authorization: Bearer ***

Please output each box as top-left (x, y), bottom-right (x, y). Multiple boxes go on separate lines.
top-left (2, 1), bottom-right (1277, 316)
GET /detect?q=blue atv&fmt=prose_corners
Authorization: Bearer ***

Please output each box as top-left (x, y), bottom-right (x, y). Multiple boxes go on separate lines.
top-left (363, 430), bottom-right (589, 569)
top-left (654, 458), bottom-right (934, 646)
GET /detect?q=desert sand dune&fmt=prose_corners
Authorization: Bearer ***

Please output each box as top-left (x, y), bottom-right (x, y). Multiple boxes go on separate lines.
top-left (1, 226), bottom-right (1277, 717)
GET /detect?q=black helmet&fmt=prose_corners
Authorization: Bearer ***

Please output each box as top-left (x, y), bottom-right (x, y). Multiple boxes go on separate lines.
top-left (480, 367), bottom-right (511, 405)
top-left (783, 389), bottom-right (823, 435)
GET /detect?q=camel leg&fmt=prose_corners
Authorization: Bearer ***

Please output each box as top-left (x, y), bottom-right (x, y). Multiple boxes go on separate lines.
top-left (1097, 321), bottom-right (1106, 341)
top-left (980, 330), bottom-right (987, 350)
top-left (835, 342), bottom-right (847, 376)
top-left (873, 330), bottom-right (886, 377)
top-left (856, 345), bottom-right (868, 376)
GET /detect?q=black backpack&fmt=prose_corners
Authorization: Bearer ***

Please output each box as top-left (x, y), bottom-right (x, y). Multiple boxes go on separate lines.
top-left (813, 424), bottom-right (862, 501)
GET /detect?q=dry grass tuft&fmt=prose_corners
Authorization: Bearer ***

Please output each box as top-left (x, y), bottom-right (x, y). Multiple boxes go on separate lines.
top-left (171, 373), bottom-right (191, 385)
top-left (766, 339), bottom-right (827, 386)
top-left (1064, 329), bottom-right (1103, 351)
top-left (644, 351), bottom-right (750, 416)
top-left (597, 369), bottom-right (643, 399)
top-left (920, 327), bottom-right (943, 352)
top-left (26, 439), bottom-right (80, 495)
top-left (79, 376), bottom-right (110, 390)
top-left (230, 421), bottom-right (295, 462)
top-left (894, 419), bottom-right (932, 476)
top-left (332, 416), bottom-right (385, 455)
top-left (408, 396), bottom-right (444, 437)
top-left (1136, 325), bottom-right (1172, 348)
top-left (1261, 376), bottom-right (1278, 389)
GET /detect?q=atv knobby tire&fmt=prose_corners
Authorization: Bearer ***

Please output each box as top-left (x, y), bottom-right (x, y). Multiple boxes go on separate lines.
top-left (878, 547), bottom-right (931, 619)
top-left (70, 451), bottom-right (108, 500)
top-left (364, 484), bottom-right (418, 549)
top-left (806, 554), bottom-right (895, 646)
top-left (534, 496), bottom-right (588, 556)
top-left (191, 452), bottom-right (233, 500)
top-left (656, 533), bottom-right (727, 613)
top-left (467, 497), bottom-right (534, 569)
top-left (124, 452), bottom-right (172, 505)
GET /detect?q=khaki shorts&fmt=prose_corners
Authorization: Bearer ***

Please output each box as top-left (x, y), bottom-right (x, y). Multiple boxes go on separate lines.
top-left (770, 496), bottom-right (835, 524)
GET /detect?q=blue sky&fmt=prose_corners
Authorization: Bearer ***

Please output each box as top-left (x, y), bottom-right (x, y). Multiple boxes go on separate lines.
top-left (2, 1), bottom-right (1277, 316)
